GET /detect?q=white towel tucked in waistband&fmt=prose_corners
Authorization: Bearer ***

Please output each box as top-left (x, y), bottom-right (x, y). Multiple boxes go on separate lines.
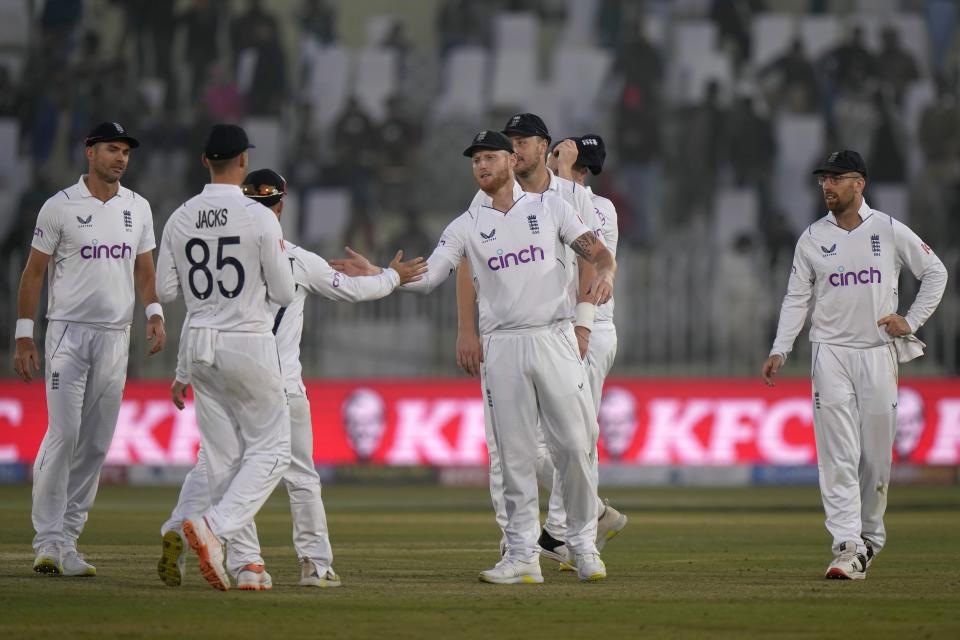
top-left (191, 327), bottom-right (219, 366)
top-left (893, 334), bottom-right (926, 363)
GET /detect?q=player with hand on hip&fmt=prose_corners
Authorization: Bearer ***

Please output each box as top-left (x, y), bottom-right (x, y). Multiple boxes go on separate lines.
top-left (762, 150), bottom-right (947, 580)
top-left (14, 122), bottom-right (165, 578)
top-left (158, 168), bottom-right (426, 590)
top-left (155, 125), bottom-right (296, 591)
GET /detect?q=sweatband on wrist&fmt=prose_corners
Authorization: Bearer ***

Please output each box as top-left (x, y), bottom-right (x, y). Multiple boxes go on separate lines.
top-left (15, 319), bottom-right (34, 340)
top-left (145, 303), bottom-right (164, 321)
top-left (574, 302), bottom-right (596, 332)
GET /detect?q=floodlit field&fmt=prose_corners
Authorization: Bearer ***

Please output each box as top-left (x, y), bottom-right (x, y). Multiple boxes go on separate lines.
top-left (1, 484), bottom-right (958, 639)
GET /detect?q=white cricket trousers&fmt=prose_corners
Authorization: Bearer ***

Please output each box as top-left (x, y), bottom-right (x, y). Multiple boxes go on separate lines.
top-left (187, 330), bottom-right (290, 543)
top-left (162, 393), bottom-right (333, 576)
top-left (542, 322), bottom-right (617, 537)
top-left (480, 322), bottom-right (599, 562)
top-left (32, 321), bottom-right (129, 551)
top-left (811, 342), bottom-right (898, 556)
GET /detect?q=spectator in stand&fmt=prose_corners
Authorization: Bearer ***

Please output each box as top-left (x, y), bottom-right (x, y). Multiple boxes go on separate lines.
top-left (726, 94), bottom-right (777, 213)
top-left (876, 26), bottom-right (920, 107)
top-left (176, 0), bottom-right (222, 99)
top-left (678, 80), bottom-right (725, 226)
top-left (612, 18), bottom-right (664, 100)
top-left (334, 98), bottom-right (381, 253)
top-left (759, 37), bottom-right (819, 114)
top-left (867, 91), bottom-right (907, 186)
top-left (299, 0), bottom-right (337, 46)
top-left (615, 84), bottom-right (660, 247)
top-left (244, 21), bottom-right (287, 116)
top-left (231, 0), bottom-right (278, 59)
top-left (710, 0), bottom-right (762, 72)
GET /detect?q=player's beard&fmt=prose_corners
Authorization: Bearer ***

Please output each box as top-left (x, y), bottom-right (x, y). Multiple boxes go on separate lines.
top-left (478, 163), bottom-right (512, 195)
top-left (514, 153), bottom-right (542, 180)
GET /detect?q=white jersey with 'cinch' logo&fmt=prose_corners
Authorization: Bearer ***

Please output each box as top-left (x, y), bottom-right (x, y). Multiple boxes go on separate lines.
top-left (156, 183), bottom-right (295, 333)
top-left (31, 176), bottom-right (156, 329)
top-left (403, 191), bottom-right (591, 334)
top-left (771, 199), bottom-right (948, 355)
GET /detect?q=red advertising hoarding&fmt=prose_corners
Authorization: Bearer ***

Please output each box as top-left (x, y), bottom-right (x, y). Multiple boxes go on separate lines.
top-left (1, 378), bottom-right (958, 466)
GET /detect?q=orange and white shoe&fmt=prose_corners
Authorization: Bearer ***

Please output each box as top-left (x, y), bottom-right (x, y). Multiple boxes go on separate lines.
top-left (237, 563), bottom-right (272, 591)
top-left (182, 517), bottom-right (230, 591)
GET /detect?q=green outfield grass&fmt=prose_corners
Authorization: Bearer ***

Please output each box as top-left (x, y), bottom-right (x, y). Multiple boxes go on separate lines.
top-left (1, 484), bottom-right (958, 639)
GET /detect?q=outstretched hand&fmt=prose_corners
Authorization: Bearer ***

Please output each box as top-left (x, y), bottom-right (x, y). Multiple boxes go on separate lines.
top-left (389, 250), bottom-right (428, 285)
top-left (329, 247), bottom-right (380, 277)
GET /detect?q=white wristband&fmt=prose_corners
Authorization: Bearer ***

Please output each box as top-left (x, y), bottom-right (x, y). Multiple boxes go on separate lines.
top-left (145, 303), bottom-right (164, 321)
top-left (574, 302), bottom-right (596, 332)
top-left (15, 318), bottom-right (34, 340)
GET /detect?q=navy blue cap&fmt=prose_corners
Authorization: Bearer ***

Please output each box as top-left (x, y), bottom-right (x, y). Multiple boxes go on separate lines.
top-left (204, 124), bottom-right (255, 160)
top-left (85, 121), bottom-right (140, 148)
top-left (502, 112), bottom-right (551, 142)
top-left (812, 149), bottom-right (867, 178)
top-left (575, 134), bottom-right (606, 175)
top-left (463, 130), bottom-right (515, 157)
top-left (242, 168), bottom-right (286, 208)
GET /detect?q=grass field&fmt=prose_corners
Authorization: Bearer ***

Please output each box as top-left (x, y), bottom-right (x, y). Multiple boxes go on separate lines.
top-left (1, 483), bottom-right (958, 639)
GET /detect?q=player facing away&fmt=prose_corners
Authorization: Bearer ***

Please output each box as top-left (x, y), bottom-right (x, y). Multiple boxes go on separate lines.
top-left (157, 169), bottom-right (426, 590)
top-left (762, 150), bottom-right (947, 580)
top-left (388, 130), bottom-right (615, 583)
top-left (456, 115), bottom-right (627, 569)
top-left (155, 125), bottom-right (296, 591)
top-left (13, 122), bottom-right (166, 577)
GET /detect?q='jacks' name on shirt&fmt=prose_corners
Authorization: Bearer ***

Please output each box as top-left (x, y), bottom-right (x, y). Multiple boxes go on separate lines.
top-left (196, 208), bottom-right (229, 229)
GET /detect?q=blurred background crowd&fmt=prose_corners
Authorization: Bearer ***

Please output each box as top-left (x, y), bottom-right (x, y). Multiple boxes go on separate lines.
top-left (0, 0), bottom-right (956, 378)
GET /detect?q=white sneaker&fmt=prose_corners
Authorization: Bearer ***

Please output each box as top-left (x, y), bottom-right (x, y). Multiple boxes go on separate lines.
top-left (237, 563), bottom-right (273, 590)
top-left (33, 545), bottom-right (62, 575)
top-left (479, 557), bottom-right (544, 584)
top-left (575, 553), bottom-right (607, 582)
top-left (596, 500), bottom-right (628, 551)
top-left (157, 530), bottom-right (186, 587)
top-left (300, 560), bottom-right (342, 588)
top-left (62, 548), bottom-right (96, 577)
top-left (182, 516), bottom-right (230, 591)
top-left (825, 540), bottom-right (867, 580)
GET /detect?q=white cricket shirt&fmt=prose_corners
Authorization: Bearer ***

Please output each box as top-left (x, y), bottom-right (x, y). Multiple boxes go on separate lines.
top-left (271, 243), bottom-right (400, 395)
top-left (403, 191), bottom-right (592, 334)
top-left (771, 199), bottom-right (948, 357)
top-left (156, 183), bottom-right (295, 332)
top-left (586, 185), bottom-right (618, 324)
top-left (31, 176), bottom-right (156, 329)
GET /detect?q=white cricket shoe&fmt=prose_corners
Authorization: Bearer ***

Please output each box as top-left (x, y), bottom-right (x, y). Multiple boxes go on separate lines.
top-left (825, 540), bottom-right (867, 580)
top-left (237, 563), bottom-right (273, 591)
top-left (300, 560), bottom-right (342, 588)
top-left (62, 548), bottom-right (96, 577)
top-left (33, 544), bottom-right (62, 576)
top-left (157, 530), bottom-right (186, 586)
top-left (575, 553), bottom-right (607, 582)
top-left (596, 500), bottom-right (628, 551)
top-left (183, 516), bottom-right (230, 591)
top-left (479, 557), bottom-right (544, 584)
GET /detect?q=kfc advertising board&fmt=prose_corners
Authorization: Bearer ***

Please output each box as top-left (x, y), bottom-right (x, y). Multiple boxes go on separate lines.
top-left (1, 379), bottom-right (958, 466)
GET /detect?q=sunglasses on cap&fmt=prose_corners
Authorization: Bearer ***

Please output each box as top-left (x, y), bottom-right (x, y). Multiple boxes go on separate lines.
top-left (242, 183), bottom-right (285, 197)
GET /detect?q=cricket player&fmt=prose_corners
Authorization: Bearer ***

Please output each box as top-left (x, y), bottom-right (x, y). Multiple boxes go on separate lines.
top-left (155, 124), bottom-right (296, 591)
top-left (456, 116), bottom-right (626, 568)
top-left (158, 169), bottom-right (426, 590)
top-left (344, 130), bottom-right (617, 583)
top-left (14, 122), bottom-right (166, 577)
top-left (762, 150), bottom-right (947, 580)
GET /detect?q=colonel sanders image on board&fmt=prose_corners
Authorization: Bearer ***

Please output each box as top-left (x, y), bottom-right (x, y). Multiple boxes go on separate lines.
top-left (342, 388), bottom-right (387, 462)
top-left (894, 387), bottom-right (925, 460)
top-left (597, 387), bottom-right (639, 460)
